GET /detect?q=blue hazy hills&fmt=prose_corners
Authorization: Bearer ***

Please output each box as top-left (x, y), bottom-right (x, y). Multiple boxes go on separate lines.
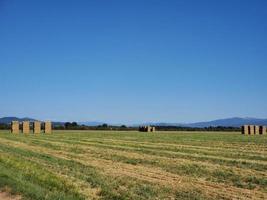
top-left (1, 117), bottom-right (267, 128)
top-left (147, 117), bottom-right (267, 128)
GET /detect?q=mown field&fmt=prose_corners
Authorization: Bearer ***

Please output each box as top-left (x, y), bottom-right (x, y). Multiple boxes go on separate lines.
top-left (0, 130), bottom-right (267, 200)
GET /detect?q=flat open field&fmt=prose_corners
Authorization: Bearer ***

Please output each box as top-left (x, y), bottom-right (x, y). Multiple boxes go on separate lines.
top-left (0, 131), bottom-right (267, 200)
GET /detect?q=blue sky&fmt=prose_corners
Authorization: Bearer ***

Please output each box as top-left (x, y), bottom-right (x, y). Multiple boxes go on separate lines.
top-left (1, 0), bottom-right (267, 124)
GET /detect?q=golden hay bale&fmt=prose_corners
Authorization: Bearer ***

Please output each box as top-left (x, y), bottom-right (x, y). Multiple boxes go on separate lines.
top-left (11, 121), bottom-right (19, 134)
top-left (33, 121), bottom-right (41, 134)
top-left (22, 121), bottom-right (30, 134)
top-left (139, 126), bottom-right (155, 132)
top-left (241, 125), bottom-right (249, 135)
top-left (254, 125), bottom-right (260, 135)
top-left (249, 125), bottom-right (255, 135)
top-left (44, 121), bottom-right (52, 134)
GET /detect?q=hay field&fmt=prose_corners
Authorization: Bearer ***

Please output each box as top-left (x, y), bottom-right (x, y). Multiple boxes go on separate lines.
top-left (0, 130), bottom-right (267, 200)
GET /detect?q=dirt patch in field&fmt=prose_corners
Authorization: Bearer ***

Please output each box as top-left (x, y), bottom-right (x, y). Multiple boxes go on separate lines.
top-left (0, 191), bottom-right (21, 200)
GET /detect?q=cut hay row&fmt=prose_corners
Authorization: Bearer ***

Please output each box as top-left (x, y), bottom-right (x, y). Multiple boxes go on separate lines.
top-left (1, 140), bottom-right (266, 200)
top-left (4, 131), bottom-right (267, 162)
top-left (0, 130), bottom-right (267, 199)
top-left (17, 135), bottom-right (267, 162)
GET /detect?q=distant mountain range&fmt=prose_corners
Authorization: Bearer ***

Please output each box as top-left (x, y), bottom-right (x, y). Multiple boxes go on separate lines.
top-left (183, 117), bottom-right (267, 128)
top-left (1, 117), bottom-right (267, 128)
top-left (0, 117), bottom-right (36, 123)
top-left (123, 117), bottom-right (267, 127)
top-left (0, 117), bottom-right (64, 126)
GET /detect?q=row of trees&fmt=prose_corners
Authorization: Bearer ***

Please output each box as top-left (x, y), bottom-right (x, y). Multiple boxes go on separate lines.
top-left (51, 122), bottom-right (241, 132)
top-left (154, 126), bottom-right (240, 132)
top-left (53, 122), bottom-right (135, 131)
top-left (0, 123), bottom-right (9, 130)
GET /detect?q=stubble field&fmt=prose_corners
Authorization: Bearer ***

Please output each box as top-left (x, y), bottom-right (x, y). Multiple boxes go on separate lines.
top-left (0, 130), bottom-right (267, 200)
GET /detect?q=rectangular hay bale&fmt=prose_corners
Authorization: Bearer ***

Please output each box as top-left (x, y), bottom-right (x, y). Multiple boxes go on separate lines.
top-left (11, 121), bottom-right (19, 134)
top-left (241, 125), bottom-right (249, 134)
top-left (254, 125), bottom-right (260, 135)
top-left (259, 126), bottom-right (266, 135)
top-left (33, 121), bottom-right (41, 134)
top-left (22, 121), bottom-right (30, 134)
top-left (249, 125), bottom-right (255, 135)
top-left (44, 121), bottom-right (52, 134)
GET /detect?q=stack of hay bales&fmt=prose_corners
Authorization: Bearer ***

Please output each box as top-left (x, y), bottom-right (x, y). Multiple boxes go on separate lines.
top-left (33, 121), bottom-right (41, 134)
top-left (139, 126), bottom-right (145, 132)
top-left (22, 121), bottom-right (30, 134)
top-left (139, 126), bottom-right (156, 132)
top-left (11, 121), bottom-right (19, 134)
top-left (10, 120), bottom-right (53, 135)
top-left (242, 125), bottom-right (266, 135)
top-left (44, 121), bottom-right (52, 134)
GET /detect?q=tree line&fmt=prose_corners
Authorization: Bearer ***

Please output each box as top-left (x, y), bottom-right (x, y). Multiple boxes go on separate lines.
top-left (54, 122), bottom-right (241, 132)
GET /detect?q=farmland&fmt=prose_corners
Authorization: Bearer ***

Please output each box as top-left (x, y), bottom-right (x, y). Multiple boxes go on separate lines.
top-left (0, 130), bottom-right (267, 200)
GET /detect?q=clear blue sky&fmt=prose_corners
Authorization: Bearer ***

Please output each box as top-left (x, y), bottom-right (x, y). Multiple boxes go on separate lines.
top-left (1, 0), bottom-right (267, 124)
